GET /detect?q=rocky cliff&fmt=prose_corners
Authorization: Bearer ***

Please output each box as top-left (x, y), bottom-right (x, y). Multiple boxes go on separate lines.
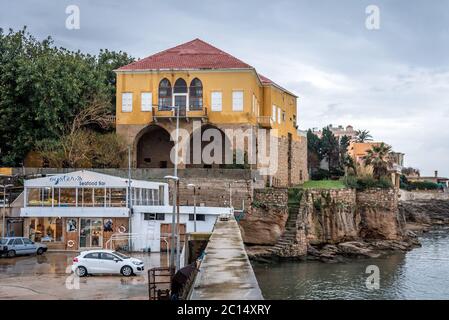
top-left (244, 187), bottom-right (420, 262)
top-left (302, 189), bottom-right (359, 245)
top-left (399, 199), bottom-right (449, 229)
top-left (356, 188), bottom-right (406, 240)
top-left (239, 188), bottom-right (289, 245)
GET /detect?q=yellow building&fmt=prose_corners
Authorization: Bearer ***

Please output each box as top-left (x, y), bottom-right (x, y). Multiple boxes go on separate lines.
top-left (115, 39), bottom-right (308, 186)
top-left (348, 141), bottom-right (403, 188)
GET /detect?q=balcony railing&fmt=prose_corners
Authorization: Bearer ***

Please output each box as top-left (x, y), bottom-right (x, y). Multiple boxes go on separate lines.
top-left (153, 106), bottom-right (208, 122)
top-left (257, 116), bottom-right (273, 128)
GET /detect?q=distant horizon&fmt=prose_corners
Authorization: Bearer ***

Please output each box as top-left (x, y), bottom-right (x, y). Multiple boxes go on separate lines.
top-left (1, 0), bottom-right (448, 177)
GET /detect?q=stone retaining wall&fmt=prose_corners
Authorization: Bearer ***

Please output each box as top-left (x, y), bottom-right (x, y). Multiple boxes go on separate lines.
top-left (239, 188), bottom-right (289, 245)
top-left (356, 188), bottom-right (404, 240)
top-left (399, 189), bottom-right (449, 201)
top-left (301, 188), bottom-right (359, 245)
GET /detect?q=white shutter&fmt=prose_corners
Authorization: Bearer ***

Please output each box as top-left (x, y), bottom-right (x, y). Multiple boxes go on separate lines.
top-left (252, 94), bottom-right (256, 114)
top-left (278, 107), bottom-right (281, 124)
top-left (232, 91), bottom-right (244, 111)
top-left (122, 93), bottom-right (133, 112)
top-left (272, 105), bottom-right (276, 122)
top-left (141, 92), bottom-right (152, 112)
top-left (211, 92), bottom-right (222, 111)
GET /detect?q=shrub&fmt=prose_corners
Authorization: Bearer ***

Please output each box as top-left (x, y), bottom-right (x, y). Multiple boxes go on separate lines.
top-left (355, 176), bottom-right (393, 190)
top-left (311, 169), bottom-right (331, 180)
top-left (407, 181), bottom-right (440, 191)
top-left (342, 175), bottom-right (358, 189)
top-left (399, 174), bottom-right (440, 191)
top-left (342, 175), bottom-right (393, 190)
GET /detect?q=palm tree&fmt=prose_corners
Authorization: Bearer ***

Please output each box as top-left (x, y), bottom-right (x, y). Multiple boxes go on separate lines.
top-left (355, 130), bottom-right (373, 143)
top-left (363, 143), bottom-right (393, 179)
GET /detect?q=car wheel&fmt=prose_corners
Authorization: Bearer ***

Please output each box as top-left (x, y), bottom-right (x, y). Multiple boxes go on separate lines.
top-left (75, 266), bottom-right (88, 277)
top-left (121, 265), bottom-right (133, 277)
top-left (36, 248), bottom-right (44, 255)
top-left (7, 250), bottom-right (16, 258)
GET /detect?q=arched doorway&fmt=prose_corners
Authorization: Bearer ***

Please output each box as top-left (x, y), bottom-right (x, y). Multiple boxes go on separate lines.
top-left (136, 125), bottom-right (174, 168)
top-left (186, 124), bottom-right (233, 168)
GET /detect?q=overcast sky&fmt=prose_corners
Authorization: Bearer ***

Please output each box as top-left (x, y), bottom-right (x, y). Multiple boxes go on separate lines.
top-left (1, 0), bottom-right (448, 176)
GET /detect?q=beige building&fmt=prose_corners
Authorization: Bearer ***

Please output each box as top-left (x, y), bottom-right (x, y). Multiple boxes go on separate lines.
top-left (313, 124), bottom-right (358, 141)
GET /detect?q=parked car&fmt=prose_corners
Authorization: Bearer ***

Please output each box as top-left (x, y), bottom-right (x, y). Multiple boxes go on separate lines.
top-left (0, 237), bottom-right (48, 258)
top-left (71, 250), bottom-right (145, 277)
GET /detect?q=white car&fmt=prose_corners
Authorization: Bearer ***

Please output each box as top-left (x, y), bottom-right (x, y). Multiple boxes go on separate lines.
top-left (71, 250), bottom-right (144, 277)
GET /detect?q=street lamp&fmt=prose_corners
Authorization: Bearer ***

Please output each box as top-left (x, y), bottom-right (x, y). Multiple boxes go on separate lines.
top-left (1, 184), bottom-right (13, 238)
top-left (187, 184), bottom-right (197, 232)
top-left (164, 104), bottom-right (182, 272)
top-left (164, 174), bottom-right (180, 272)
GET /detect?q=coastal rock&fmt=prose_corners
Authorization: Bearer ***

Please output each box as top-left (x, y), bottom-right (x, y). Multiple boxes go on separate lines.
top-left (337, 241), bottom-right (380, 258)
top-left (239, 206), bottom-right (288, 245)
top-left (400, 200), bottom-right (449, 225)
top-left (240, 188), bottom-right (289, 245)
top-left (244, 188), bottom-right (447, 263)
top-left (357, 188), bottom-right (405, 241)
top-left (302, 189), bottom-right (360, 244)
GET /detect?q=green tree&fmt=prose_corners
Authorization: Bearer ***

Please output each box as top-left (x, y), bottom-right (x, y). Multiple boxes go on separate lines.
top-left (355, 130), bottom-right (373, 143)
top-left (306, 129), bottom-right (322, 172)
top-left (320, 127), bottom-right (340, 174)
top-left (363, 142), bottom-right (393, 179)
top-left (97, 49), bottom-right (134, 112)
top-left (339, 135), bottom-right (354, 175)
top-left (0, 27), bottom-right (134, 166)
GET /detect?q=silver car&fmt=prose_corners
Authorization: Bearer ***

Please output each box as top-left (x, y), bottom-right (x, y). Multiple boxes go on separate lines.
top-left (0, 237), bottom-right (48, 258)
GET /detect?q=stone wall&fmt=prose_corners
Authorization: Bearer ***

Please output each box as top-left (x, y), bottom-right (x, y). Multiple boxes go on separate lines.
top-left (291, 136), bottom-right (309, 185)
top-left (177, 177), bottom-right (252, 209)
top-left (269, 135), bottom-right (309, 188)
top-left (252, 187), bottom-right (288, 205)
top-left (239, 188), bottom-right (289, 245)
top-left (399, 189), bottom-right (449, 201)
top-left (301, 188), bottom-right (359, 244)
top-left (356, 188), bottom-right (405, 240)
top-left (274, 136), bottom-right (289, 187)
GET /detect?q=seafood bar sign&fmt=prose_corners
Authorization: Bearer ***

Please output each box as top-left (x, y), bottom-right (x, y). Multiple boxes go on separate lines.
top-left (49, 175), bottom-right (106, 187)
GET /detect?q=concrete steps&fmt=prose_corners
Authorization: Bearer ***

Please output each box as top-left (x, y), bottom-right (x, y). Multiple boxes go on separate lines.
top-left (271, 205), bottom-right (301, 254)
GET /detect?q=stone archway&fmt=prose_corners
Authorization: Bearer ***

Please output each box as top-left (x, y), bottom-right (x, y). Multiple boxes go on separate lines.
top-left (186, 124), bottom-right (234, 169)
top-left (136, 125), bottom-right (174, 168)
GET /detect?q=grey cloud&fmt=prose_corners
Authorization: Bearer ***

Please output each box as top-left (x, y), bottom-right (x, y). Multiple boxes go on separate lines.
top-left (0, 0), bottom-right (448, 176)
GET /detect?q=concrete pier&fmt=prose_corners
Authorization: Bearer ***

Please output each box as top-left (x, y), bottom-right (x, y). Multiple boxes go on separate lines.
top-left (189, 216), bottom-right (263, 300)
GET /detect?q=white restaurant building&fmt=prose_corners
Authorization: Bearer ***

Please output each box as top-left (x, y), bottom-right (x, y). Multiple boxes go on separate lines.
top-left (20, 170), bottom-right (231, 252)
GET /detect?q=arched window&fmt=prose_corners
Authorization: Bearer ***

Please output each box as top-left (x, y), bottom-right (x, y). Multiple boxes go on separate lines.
top-left (158, 78), bottom-right (172, 110)
top-left (174, 78), bottom-right (187, 93)
top-left (189, 78), bottom-right (203, 110)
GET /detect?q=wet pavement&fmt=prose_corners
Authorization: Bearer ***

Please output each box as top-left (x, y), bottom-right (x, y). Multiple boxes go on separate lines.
top-left (0, 251), bottom-right (169, 300)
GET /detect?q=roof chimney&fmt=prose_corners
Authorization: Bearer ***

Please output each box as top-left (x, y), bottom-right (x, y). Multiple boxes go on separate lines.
top-left (435, 170), bottom-right (438, 178)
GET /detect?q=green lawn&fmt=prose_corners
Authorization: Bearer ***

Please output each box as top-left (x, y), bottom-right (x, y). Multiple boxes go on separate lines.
top-left (298, 180), bottom-right (347, 189)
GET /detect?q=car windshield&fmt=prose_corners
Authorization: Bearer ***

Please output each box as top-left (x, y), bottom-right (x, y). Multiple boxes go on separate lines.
top-left (0, 239), bottom-right (8, 245)
top-left (112, 251), bottom-right (130, 259)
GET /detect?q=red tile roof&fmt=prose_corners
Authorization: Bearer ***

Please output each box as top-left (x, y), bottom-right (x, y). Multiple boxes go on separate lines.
top-left (258, 73), bottom-right (274, 85)
top-left (258, 73), bottom-right (296, 97)
top-left (117, 38), bottom-right (297, 97)
top-left (117, 38), bottom-right (253, 71)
